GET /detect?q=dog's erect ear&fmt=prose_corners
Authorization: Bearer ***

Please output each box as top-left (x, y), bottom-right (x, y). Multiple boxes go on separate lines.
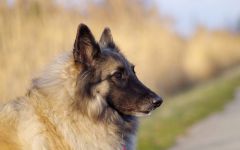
top-left (99, 27), bottom-right (116, 50)
top-left (73, 24), bottom-right (100, 66)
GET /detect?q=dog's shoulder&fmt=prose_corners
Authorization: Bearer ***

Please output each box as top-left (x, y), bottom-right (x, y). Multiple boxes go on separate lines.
top-left (0, 97), bottom-right (28, 150)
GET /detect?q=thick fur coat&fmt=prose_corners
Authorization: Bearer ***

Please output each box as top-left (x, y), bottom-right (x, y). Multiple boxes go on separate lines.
top-left (0, 24), bottom-right (162, 150)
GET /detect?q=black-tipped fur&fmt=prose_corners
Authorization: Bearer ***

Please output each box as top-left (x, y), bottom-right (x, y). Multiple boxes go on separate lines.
top-left (73, 24), bottom-right (100, 66)
top-left (0, 23), bottom-right (163, 150)
top-left (99, 27), bottom-right (117, 50)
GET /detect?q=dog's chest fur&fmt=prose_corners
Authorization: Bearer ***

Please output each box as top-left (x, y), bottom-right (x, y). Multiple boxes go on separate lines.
top-left (13, 97), bottom-right (137, 150)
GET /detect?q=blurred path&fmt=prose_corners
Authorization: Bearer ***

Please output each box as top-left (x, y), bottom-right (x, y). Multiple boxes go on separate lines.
top-left (169, 88), bottom-right (240, 150)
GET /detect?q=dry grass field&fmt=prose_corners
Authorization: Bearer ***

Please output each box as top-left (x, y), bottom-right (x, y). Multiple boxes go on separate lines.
top-left (1, 0), bottom-right (240, 101)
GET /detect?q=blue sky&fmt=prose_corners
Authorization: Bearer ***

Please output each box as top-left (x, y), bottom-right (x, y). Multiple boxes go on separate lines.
top-left (154, 0), bottom-right (240, 36)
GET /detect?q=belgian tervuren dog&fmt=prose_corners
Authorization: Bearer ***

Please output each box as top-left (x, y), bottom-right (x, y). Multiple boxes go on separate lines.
top-left (0, 24), bottom-right (163, 150)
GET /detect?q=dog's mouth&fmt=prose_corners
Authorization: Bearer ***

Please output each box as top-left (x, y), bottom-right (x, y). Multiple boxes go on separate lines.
top-left (124, 104), bottom-right (161, 117)
top-left (109, 105), bottom-right (153, 117)
top-left (131, 100), bottom-right (163, 117)
top-left (131, 110), bottom-right (152, 117)
top-left (141, 99), bottom-right (162, 111)
top-left (106, 96), bottom-right (163, 117)
top-left (139, 110), bottom-right (151, 114)
top-left (135, 108), bottom-right (154, 116)
top-left (139, 106), bottom-right (155, 114)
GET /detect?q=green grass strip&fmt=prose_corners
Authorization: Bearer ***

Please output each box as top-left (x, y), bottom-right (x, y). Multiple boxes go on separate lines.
top-left (138, 68), bottom-right (240, 150)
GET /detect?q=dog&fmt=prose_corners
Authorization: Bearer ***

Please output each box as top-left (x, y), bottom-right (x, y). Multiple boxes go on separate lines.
top-left (0, 24), bottom-right (163, 150)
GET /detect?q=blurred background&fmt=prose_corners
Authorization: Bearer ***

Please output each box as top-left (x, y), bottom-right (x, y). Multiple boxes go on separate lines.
top-left (1, 0), bottom-right (240, 150)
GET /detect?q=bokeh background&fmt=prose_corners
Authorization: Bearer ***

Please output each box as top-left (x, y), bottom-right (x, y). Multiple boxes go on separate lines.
top-left (1, 0), bottom-right (240, 149)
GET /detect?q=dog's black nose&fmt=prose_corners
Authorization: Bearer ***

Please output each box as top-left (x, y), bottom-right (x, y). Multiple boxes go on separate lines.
top-left (152, 96), bottom-right (163, 108)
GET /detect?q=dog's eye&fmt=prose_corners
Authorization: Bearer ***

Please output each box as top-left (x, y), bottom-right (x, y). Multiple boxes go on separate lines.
top-left (113, 71), bottom-right (123, 80)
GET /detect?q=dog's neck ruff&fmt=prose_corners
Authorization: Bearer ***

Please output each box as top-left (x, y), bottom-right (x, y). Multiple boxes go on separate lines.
top-left (28, 52), bottom-right (138, 150)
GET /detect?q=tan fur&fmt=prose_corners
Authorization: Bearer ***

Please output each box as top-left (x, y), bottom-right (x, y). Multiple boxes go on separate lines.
top-left (0, 24), bottom-right (163, 150)
top-left (0, 52), bottom-right (132, 150)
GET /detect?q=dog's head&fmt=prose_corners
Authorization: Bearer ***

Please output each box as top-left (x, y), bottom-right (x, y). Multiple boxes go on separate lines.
top-left (73, 24), bottom-right (163, 117)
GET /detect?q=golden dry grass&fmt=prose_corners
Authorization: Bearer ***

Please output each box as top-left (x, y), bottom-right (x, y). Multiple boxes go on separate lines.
top-left (1, 0), bottom-right (240, 101)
